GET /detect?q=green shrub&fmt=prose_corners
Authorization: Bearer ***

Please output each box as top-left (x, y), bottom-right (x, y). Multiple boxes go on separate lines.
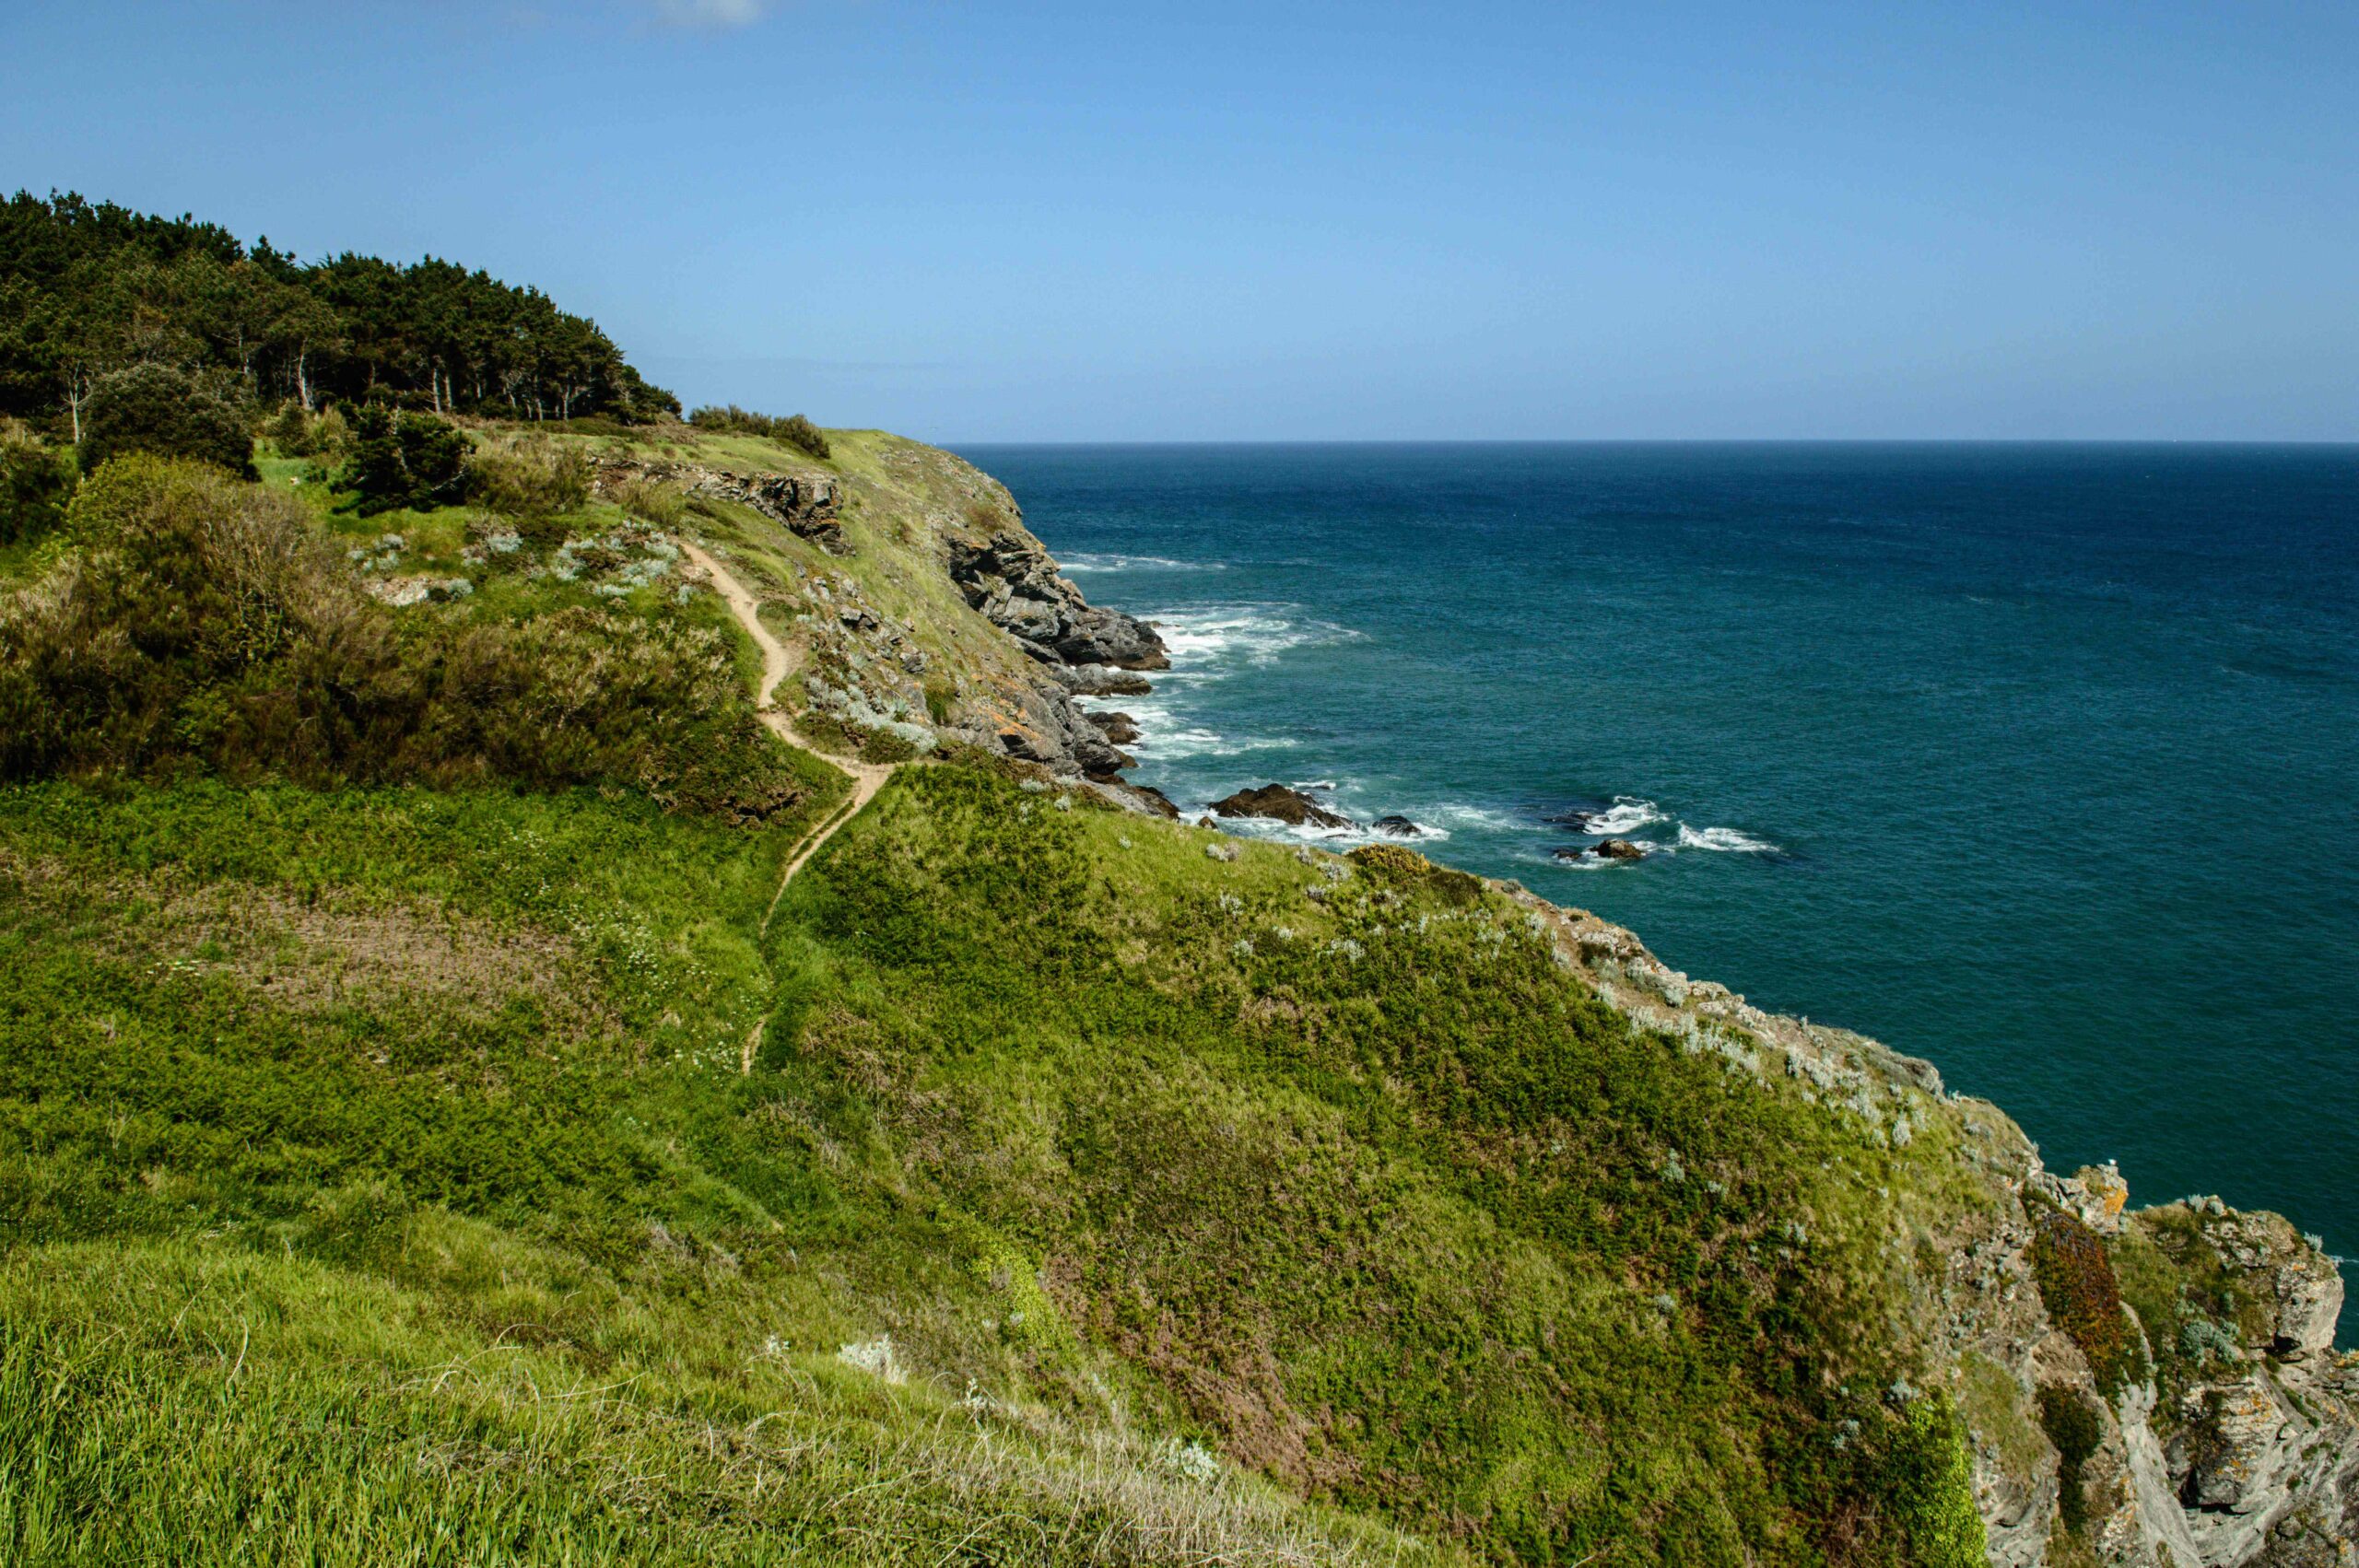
top-left (341, 405), bottom-right (472, 515)
top-left (264, 402), bottom-right (317, 457)
top-left (612, 477), bottom-right (686, 528)
top-left (2036, 1384), bottom-right (2101, 1532)
top-left (78, 363), bottom-right (255, 480)
top-left (1886, 1396), bottom-right (1989, 1568)
top-left (687, 404), bottom-right (830, 460)
top-left (0, 454), bottom-right (815, 822)
top-left (0, 422), bottom-right (72, 546)
top-left (472, 436), bottom-right (591, 520)
top-left (1344, 841), bottom-right (1431, 882)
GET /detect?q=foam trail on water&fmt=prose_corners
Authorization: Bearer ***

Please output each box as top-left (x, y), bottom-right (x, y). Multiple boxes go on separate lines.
top-left (1059, 553), bottom-right (1226, 574)
top-left (1120, 698), bottom-right (1297, 760)
top-left (1150, 604), bottom-right (1363, 673)
top-left (1584, 797), bottom-right (1664, 834)
top-left (1675, 825), bottom-right (1780, 853)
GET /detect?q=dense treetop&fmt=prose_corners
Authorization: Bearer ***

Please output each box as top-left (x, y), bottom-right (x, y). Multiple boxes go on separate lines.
top-left (0, 191), bottom-right (678, 437)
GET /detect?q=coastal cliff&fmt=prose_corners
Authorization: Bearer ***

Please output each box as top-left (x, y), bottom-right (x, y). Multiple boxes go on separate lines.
top-left (1532, 905), bottom-right (2358, 1567)
top-left (587, 426), bottom-right (2359, 1564)
top-left (2, 415), bottom-right (2351, 1567)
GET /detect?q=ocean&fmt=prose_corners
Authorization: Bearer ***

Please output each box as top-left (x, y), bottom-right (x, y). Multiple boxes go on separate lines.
top-left (955, 441), bottom-right (2359, 1328)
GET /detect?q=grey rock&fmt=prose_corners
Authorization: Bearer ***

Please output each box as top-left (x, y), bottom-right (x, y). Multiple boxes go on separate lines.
top-left (1208, 785), bottom-right (1351, 829)
top-left (947, 533), bottom-right (1168, 671)
top-left (596, 458), bottom-right (844, 552)
top-left (1085, 710), bottom-right (1142, 746)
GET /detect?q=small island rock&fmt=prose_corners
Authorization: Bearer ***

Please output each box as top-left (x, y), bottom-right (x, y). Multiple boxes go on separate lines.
top-left (1208, 784), bottom-right (1352, 829)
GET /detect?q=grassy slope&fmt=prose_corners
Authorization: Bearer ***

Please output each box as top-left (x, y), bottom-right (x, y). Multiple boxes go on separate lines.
top-left (0, 422), bottom-right (2018, 1564)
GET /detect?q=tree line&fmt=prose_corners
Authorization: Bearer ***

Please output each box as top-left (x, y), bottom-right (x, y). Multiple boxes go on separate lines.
top-left (0, 192), bottom-right (679, 440)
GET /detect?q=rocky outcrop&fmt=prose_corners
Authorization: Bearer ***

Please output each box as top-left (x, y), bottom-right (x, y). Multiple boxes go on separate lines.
top-left (972, 680), bottom-right (1133, 779)
top-left (1371, 814), bottom-right (1422, 837)
top-left (947, 533), bottom-right (1168, 672)
top-left (1054, 665), bottom-right (1155, 696)
top-left (1085, 710), bottom-right (1142, 747)
top-left (597, 458), bottom-right (845, 552)
top-left (1209, 785), bottom-right (1350, 829)
top-left (1494, 893), bottom-right (2359, 1568)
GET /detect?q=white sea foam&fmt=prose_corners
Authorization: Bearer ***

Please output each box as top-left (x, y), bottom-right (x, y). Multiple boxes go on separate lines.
top-left (1120, 700), bottom-right (1298, 760)
top-left (1059, 553), bottom-right (1226, 574)
top-left (1203, 813), bottom-right (1452, 848)
top-left (1148, 604), bottom-right (1363, 673)
top-left (1583, 797), bottom-right (1665, 835)
top-left (1674, 825), bottom-right (1780, 854)
top-left (1421, 802), bottom-right (1540, 835)
top-left (1520, 848), bottom-right (1619, 872)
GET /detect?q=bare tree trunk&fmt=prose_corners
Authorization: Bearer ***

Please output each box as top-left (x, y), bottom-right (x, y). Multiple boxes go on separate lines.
top-left (295, 346), bottom-right (311, 413)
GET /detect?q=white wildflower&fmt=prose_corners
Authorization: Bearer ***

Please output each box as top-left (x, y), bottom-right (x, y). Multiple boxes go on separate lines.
top-left (837, 1336), bottom-right (905, 1385)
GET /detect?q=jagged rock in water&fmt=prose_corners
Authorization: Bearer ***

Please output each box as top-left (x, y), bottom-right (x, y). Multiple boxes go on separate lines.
top-left (1594, 837), bottom-right (1646, 860)
top-left (1371, 814), bottom-right (1422, 837)
top-left (946, 533), bottom-right (1168, 671)
top-left (1086, 710), bottom-right (1142, 746)
top-left (1208, 784), bottom-right (1350, 829)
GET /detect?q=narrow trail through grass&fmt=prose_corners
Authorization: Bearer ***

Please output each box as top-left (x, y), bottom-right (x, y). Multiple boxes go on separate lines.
top-left (682, 538), bottom-right (899, 1073)
top-left (681, 538), bottom-right (897, 898)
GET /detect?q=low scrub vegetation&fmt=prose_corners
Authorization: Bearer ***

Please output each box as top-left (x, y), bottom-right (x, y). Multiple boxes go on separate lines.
top-left (470, 430), bottom-right (593, 521)
top-left (689, 404), bottom-right (831, 460)
top-left (2028, 1206), bottom-right (2144, 1397)
top-left (0, 453), bottom-right (822, 821)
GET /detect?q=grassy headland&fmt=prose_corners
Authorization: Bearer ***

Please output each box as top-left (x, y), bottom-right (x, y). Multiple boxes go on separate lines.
top-left (2, 194), bottom-right (2349, 1568)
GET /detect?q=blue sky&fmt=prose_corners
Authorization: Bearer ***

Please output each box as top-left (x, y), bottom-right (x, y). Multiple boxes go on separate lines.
top-left (3, 1), bottom-right (2353, 440)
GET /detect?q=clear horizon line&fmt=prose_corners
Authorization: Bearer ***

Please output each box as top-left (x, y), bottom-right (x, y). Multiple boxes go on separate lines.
top-left (928, 435), bottom-right (2359, 449)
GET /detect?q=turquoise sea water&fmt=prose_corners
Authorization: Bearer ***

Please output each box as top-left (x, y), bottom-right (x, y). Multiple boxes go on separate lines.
top-left (957, 442), bottom-right (2359, 1327)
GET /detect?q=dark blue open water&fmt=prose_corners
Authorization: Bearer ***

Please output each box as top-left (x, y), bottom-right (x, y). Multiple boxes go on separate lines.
top-left (957, 442), bottom-right (2359, 1326)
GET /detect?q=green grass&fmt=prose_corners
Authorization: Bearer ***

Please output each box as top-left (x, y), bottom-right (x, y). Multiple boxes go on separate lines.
top-left (0, 421), bottom-right (1997, 1564)
top-left (3, 1236), bottom-right (1421, 1565)
top-left (0, 762), bottom-right (1988, 1564)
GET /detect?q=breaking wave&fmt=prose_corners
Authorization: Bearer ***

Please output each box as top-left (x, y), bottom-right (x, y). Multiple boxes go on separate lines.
top-left (1581, 797), bottom-right (1665, 835)
top-left (1674, 825), bottom-right (1780, 853)
top-left (1149, 604), bottom-right (1363, 675)
top-left (1119, 700), bottom-right (1298, 760)
top-left (1059, 553), bottom-right (1226, 574)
